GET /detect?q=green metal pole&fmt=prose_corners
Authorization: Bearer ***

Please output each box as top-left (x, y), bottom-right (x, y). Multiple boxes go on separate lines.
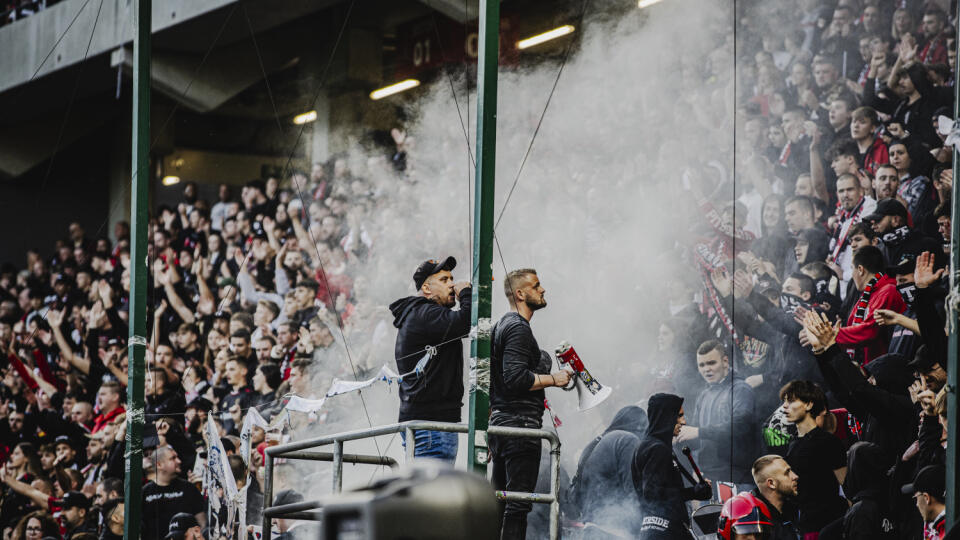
top-left (124, 0), bottom-right (150, 538)
top-left (467, 0), bottom-right (499, 473)
top-left (948, 2), bottom-right (960, 529)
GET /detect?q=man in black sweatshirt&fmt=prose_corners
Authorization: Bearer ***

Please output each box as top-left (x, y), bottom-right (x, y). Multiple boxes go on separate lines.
top-left (489, 268), bottom-right (571, 540)
top-left (389, 256), bottom-right (470, 463)
top-left (631, 393), bottom-right (711, 539)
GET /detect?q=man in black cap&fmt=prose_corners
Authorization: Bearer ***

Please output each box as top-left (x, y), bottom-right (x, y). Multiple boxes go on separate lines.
top-left (902, 465), bottom-right (946, 539)
top-left (165, 512), bottom-right (202, 540)
top-left (60, 491), bottom-right (96, 540)
top-left (865, 198), bottom-right (940, 267)
top-left (54, 434), bottom-right (81, 469)
top-left (389, 256), bottom-right (471, 462)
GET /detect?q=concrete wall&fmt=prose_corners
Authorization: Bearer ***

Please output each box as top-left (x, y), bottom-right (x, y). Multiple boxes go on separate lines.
top-left (0, 0), bottom-right (236, 94)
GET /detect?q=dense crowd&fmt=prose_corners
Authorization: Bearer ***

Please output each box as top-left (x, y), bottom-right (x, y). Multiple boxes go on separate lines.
top-left (0, 140), bottom-right (414, 540)
top-left (570, 0), bottom-right (960, 538)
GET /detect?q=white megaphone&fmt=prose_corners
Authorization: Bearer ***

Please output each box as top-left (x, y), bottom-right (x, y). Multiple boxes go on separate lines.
top-left (555, 341), bottom-right (612, 411)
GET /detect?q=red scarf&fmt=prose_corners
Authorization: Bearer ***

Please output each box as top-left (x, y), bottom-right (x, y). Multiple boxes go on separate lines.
top-left (830, 197), bottom-right (866, 262)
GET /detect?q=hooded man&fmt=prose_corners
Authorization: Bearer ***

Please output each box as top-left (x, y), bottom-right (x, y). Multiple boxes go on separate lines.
top-left (631, 393), bottom-right (711, 539)
top-left (829, 442), bottom-right (898, 540)
top-left (389, 257), bottom-right (471, 462)
top-left (569, 405), bottom-right (648, 534)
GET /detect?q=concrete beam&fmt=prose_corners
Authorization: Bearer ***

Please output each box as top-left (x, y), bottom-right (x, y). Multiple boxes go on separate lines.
top-left (0, 0), bottom-right (237, 95)
top-left (418, 0), bottom-right (478, 22)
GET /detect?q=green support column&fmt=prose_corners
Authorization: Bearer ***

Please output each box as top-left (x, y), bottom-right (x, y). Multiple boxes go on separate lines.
top-left (467, 0), bottom-right (500, 473)
top-left (124, 0), bottom-right (150, 538)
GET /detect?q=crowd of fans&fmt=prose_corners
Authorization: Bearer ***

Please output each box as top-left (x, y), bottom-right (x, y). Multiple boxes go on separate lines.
top-left (3, 0), bottom-right (960, 539)
top-left (0, 135), bottom-right (415, 540)
top-left (600, 0), bottom-right (960, 538)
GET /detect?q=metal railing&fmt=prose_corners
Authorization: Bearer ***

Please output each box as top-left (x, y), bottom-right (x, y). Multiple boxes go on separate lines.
top-left (262, 420), bottom-right (562, 540)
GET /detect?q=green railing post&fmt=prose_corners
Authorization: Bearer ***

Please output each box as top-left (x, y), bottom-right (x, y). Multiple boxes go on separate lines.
top-left (467, 0), bottom-right (500, 473)
top-left (123, 0), bottom-right (150, 538)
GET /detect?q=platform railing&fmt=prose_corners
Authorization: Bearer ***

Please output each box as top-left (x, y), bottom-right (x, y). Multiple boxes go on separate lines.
top-left (261, 420), bottom-right (561, 540)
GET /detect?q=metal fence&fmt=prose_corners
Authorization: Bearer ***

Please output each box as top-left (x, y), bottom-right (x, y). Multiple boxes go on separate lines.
top-left (261, 420), bottom-right (562, 540)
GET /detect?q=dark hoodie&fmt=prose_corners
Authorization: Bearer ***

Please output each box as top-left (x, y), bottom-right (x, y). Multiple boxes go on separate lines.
top-left (389, 287), bottom-right (472, 422)
top-left (570, 406), bottom-right (648, 527)
top-left (840, 442), bottom-right (898, 540)
top-left (797, 227), bottom-right (831, 265)
top-left (631, 394), bottom-right (702, 532)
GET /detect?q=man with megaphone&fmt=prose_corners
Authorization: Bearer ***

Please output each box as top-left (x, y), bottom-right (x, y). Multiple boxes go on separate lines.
top-left (489, 268), bottom-right (572, 540)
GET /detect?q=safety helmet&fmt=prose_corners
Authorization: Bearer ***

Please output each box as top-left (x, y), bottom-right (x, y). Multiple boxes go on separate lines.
top-left (716, 492), bottom-right (773, 540)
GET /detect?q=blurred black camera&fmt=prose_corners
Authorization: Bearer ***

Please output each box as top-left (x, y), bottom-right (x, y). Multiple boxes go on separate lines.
top-left (320, 463), bottom-right (498, 540)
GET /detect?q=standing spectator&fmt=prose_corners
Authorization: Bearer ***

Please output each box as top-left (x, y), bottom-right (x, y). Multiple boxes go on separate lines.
top-left (141, 446), bottom-right (205, 540)
top-left (60, 491), bottom-right (96, 540)
top-left (823, 442), bottom-right (898, 539)
top-left (830, 173), bottom-right (877, 295)
top-left (92, 382), bottom-right (125, 433)
top-left (902, 465), bottom-right (947, 540)
top-left (834, 246), bottom-right (907, 364)
top-left (779, 380), bottom-right (847, 536)
top-left (677, 340), bottom-right (758, 487)
top-left (489, 269), bottom-right (570, 540)
top-left (568, 405), bottom-right (647, 532)
top-left (750, 455), bottom-right (801, 540)
top-left (389, 257), bottom-right (471, 462)
top-left (631, 393), bottom-right (711, 539)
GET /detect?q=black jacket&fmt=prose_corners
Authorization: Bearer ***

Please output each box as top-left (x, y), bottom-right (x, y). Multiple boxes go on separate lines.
top-left (815, 346), bottom-right (915, 462)
top-left (389, 287), bottom-right (471, 422)
top-left (839, 442), bottom-right (898, 540)
top-left (489, 312), bottom-right (547, 419)
top-left (570, 406), bottom-right (647, 528)
top-left (631, 394), bottom-right (704, 530)
top-left (750, 489), bottom-right (800, 540)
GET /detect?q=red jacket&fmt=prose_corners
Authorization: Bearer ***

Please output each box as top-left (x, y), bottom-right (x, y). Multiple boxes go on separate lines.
top-left (836, 275), bottom-right (906, 365)
top-left (861, 137), bottom-right (889, 177)
top-left (92, 405), bottom-right (126, 433)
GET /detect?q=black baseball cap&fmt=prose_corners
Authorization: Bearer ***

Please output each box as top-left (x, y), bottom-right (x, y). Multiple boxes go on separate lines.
top-left (908, 344), bottom-right (940, 373)
top-left (887, 252), bottom-right (918, 276)
top-left (863, 198), bottom-right (908, 223)
top-left (902, 464), bottom-right (946, 498)
top-left (61, 491), bottom-right (91, 510)
top-left (54, 434), bottom-right (76, 449)
top-left (413, 256), bottom-right (456, 290)
top-left (165, 512), bottom-right (200, 540)
top-left (273, 489), bottom-right (304, 507)
top-left (106, 336), bottom-right (126, 348)
top-left (185, 396), bottom-right (213, 412)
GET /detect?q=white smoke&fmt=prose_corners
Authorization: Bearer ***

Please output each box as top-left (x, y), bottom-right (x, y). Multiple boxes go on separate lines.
top-left (279, 0), bottom-right (735, 506)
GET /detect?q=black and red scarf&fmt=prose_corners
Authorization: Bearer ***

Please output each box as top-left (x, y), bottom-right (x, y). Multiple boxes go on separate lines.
top-left (851, 272), bottom-right (882, 325)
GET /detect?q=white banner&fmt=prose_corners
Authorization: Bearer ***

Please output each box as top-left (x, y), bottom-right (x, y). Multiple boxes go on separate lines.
top-left (206, 416), bottom-right (240, 538)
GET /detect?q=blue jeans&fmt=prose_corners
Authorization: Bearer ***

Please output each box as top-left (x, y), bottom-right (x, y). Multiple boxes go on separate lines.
top-left (400, 429), bottom-right (458, 463)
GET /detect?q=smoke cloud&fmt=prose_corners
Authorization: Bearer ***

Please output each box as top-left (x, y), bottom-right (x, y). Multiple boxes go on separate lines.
top-left (279, 0), bottom-right (736, 506)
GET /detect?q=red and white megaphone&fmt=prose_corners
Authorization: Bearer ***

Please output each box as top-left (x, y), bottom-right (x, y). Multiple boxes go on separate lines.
top-left (555, 341), bottom-right (612, 411)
